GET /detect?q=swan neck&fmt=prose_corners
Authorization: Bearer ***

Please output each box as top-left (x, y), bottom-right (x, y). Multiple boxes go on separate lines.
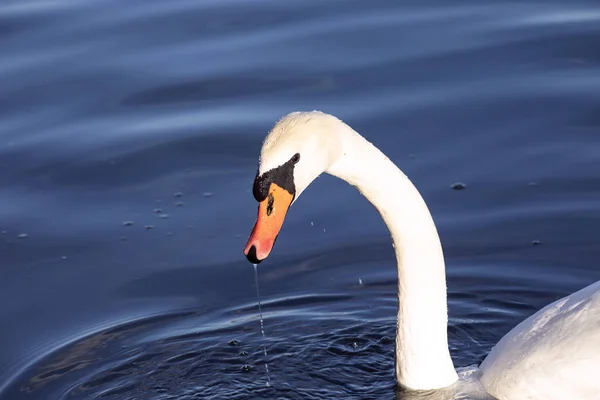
top-left (326, 123), bottom-right (458, 390)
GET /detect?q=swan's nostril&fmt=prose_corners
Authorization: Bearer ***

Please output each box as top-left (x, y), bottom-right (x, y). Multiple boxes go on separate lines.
top-left (245, 245), bottom-right (262, 264)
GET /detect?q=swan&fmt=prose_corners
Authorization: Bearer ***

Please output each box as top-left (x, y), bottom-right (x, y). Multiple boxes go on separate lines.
top-left (242, 111), bottom-right (600, 400)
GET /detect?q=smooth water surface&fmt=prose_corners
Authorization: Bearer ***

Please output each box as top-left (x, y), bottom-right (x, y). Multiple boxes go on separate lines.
top-left (1, 0), bottom-right (600, 399)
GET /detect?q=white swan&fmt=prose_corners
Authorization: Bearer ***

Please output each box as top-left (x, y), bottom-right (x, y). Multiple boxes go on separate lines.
top-left (242, 111), bottom-right (600, 400)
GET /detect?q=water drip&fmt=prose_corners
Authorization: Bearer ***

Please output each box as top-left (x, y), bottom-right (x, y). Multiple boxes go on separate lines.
top-left (253, 264), bottom-right (271, 387)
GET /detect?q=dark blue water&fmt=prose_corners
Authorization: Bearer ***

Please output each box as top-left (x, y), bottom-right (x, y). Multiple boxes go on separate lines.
top-left (1, 1), bottom-right (600, 399)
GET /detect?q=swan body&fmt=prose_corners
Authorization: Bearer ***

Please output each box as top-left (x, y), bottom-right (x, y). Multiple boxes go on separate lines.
top-left (480, 279), bottom-right (600, 399)
top-left (243, 111), bottom-right (600, 400)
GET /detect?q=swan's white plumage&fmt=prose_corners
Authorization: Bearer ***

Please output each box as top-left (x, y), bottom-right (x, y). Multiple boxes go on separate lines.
top-left (480, 280), bottom-right (600, 400)
top-left (256, 111), bottom-right (600, 400)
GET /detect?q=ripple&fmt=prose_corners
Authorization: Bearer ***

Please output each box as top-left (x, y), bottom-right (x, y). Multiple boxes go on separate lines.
top-left (228, 293), bottom-right (356, 314)
top-left (519, 9), bottom-right (600, 26)
top-left (0, 309), bottom-right (395, 399)
top-left (0, 287), bottom-right (524, 400)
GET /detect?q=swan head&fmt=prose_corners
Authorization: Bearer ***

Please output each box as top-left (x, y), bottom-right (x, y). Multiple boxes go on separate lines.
top-left (243, 111), bottom-right (344, 263)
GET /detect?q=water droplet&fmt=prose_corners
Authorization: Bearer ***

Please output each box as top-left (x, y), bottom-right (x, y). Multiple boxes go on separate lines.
top-left (358, 278), bottom-right (363, 285)
top-left (174, 192), bottom-right (183, 198)
top-left (159, 214), bottom-right (169, 219)
top-left (175, 201), bottom-right (184, 207)
top-left (145, 225), bottom-right (155, 230)
top-left (310, 221), bottom-right (314, 226)
top-left (532, 240), bottom-right (540, 246)
top-left (254, 264), bottom-right (271, 387)
top-left (451, 182), bottom-right (466, 190)
top-left (122, 221), bottom-right (134, 226)
top-left (203, 192), bottom-right (213, 198)
top-left (18, 233), bottom-right (28, 239)
top-left (323, 228), bottom-right (326, 232)
top-left (61, 256), bottom-right (67, 260)
top-left (153, 208), bottom-right (163, 214)
top-left (241, 365), bottom-right (252, 373)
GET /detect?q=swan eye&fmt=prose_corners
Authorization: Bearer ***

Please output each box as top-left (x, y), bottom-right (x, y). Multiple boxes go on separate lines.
top-left (291, 153), bottom-right (300, 164)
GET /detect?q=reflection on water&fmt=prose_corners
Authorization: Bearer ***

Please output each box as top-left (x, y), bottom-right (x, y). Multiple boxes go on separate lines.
top-left (1, 0), bottom-right (600, 399)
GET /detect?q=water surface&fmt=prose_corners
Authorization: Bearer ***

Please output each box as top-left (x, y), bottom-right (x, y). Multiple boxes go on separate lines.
top-left (1, 0), bottom-right (600, 399)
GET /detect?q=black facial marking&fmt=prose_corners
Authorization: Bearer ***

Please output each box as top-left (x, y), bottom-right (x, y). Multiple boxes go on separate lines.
top-left (266, 194), bottom-right (274, 216)
top-left (252, 153), bottom-right (299, 202)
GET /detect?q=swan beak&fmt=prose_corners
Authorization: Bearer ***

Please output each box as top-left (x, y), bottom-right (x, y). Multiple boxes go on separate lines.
top-left (244, 183), bottom-right (294, 263)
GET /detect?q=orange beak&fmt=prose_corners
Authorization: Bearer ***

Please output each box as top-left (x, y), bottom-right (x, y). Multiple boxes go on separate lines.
top-left (244, 183), bottom-right (294, 263)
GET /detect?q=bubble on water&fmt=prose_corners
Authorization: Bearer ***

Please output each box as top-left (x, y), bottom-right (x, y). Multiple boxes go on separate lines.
top-left (145, 225), bottom-right (155, 230)
top-left (61, 256), bottom-right (67, 260)
top-left (203, 192), bottom-right (213, 198)
top-left (241, 365), bottom-right (252, 373)
top-left (323, 228), bottom-right (326, 232)
top-left (159, 214), bottom-right (169, 219)
top-left (451, 182), bottom-right (466, 190)
top-left (18, 233), bottom-right (28, 239)
top-left (239, 351), bottom-right (248, 356)
top-left (532, 240), bottom-right (540, 246)
top-left (175, 202), bottom-right (184, 207)
top-left (120, 236), bottom-right (128, 241)
top-left (228, 339), bottom-right (241, 346)
top-left (153, 208), bottom-right (163, 214)
top-left (310, 221), bottom-right (314, 226)
top-left (173, 192), bottom-right (183, 198)
top-left (165, 232), bottom-right (173, 237)
top-left (1, 231), bottom-right (6, 235)
top-left (358, 278), bottom-right (363, 285)
top-left (122, 221), bottom-right (134, 227)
